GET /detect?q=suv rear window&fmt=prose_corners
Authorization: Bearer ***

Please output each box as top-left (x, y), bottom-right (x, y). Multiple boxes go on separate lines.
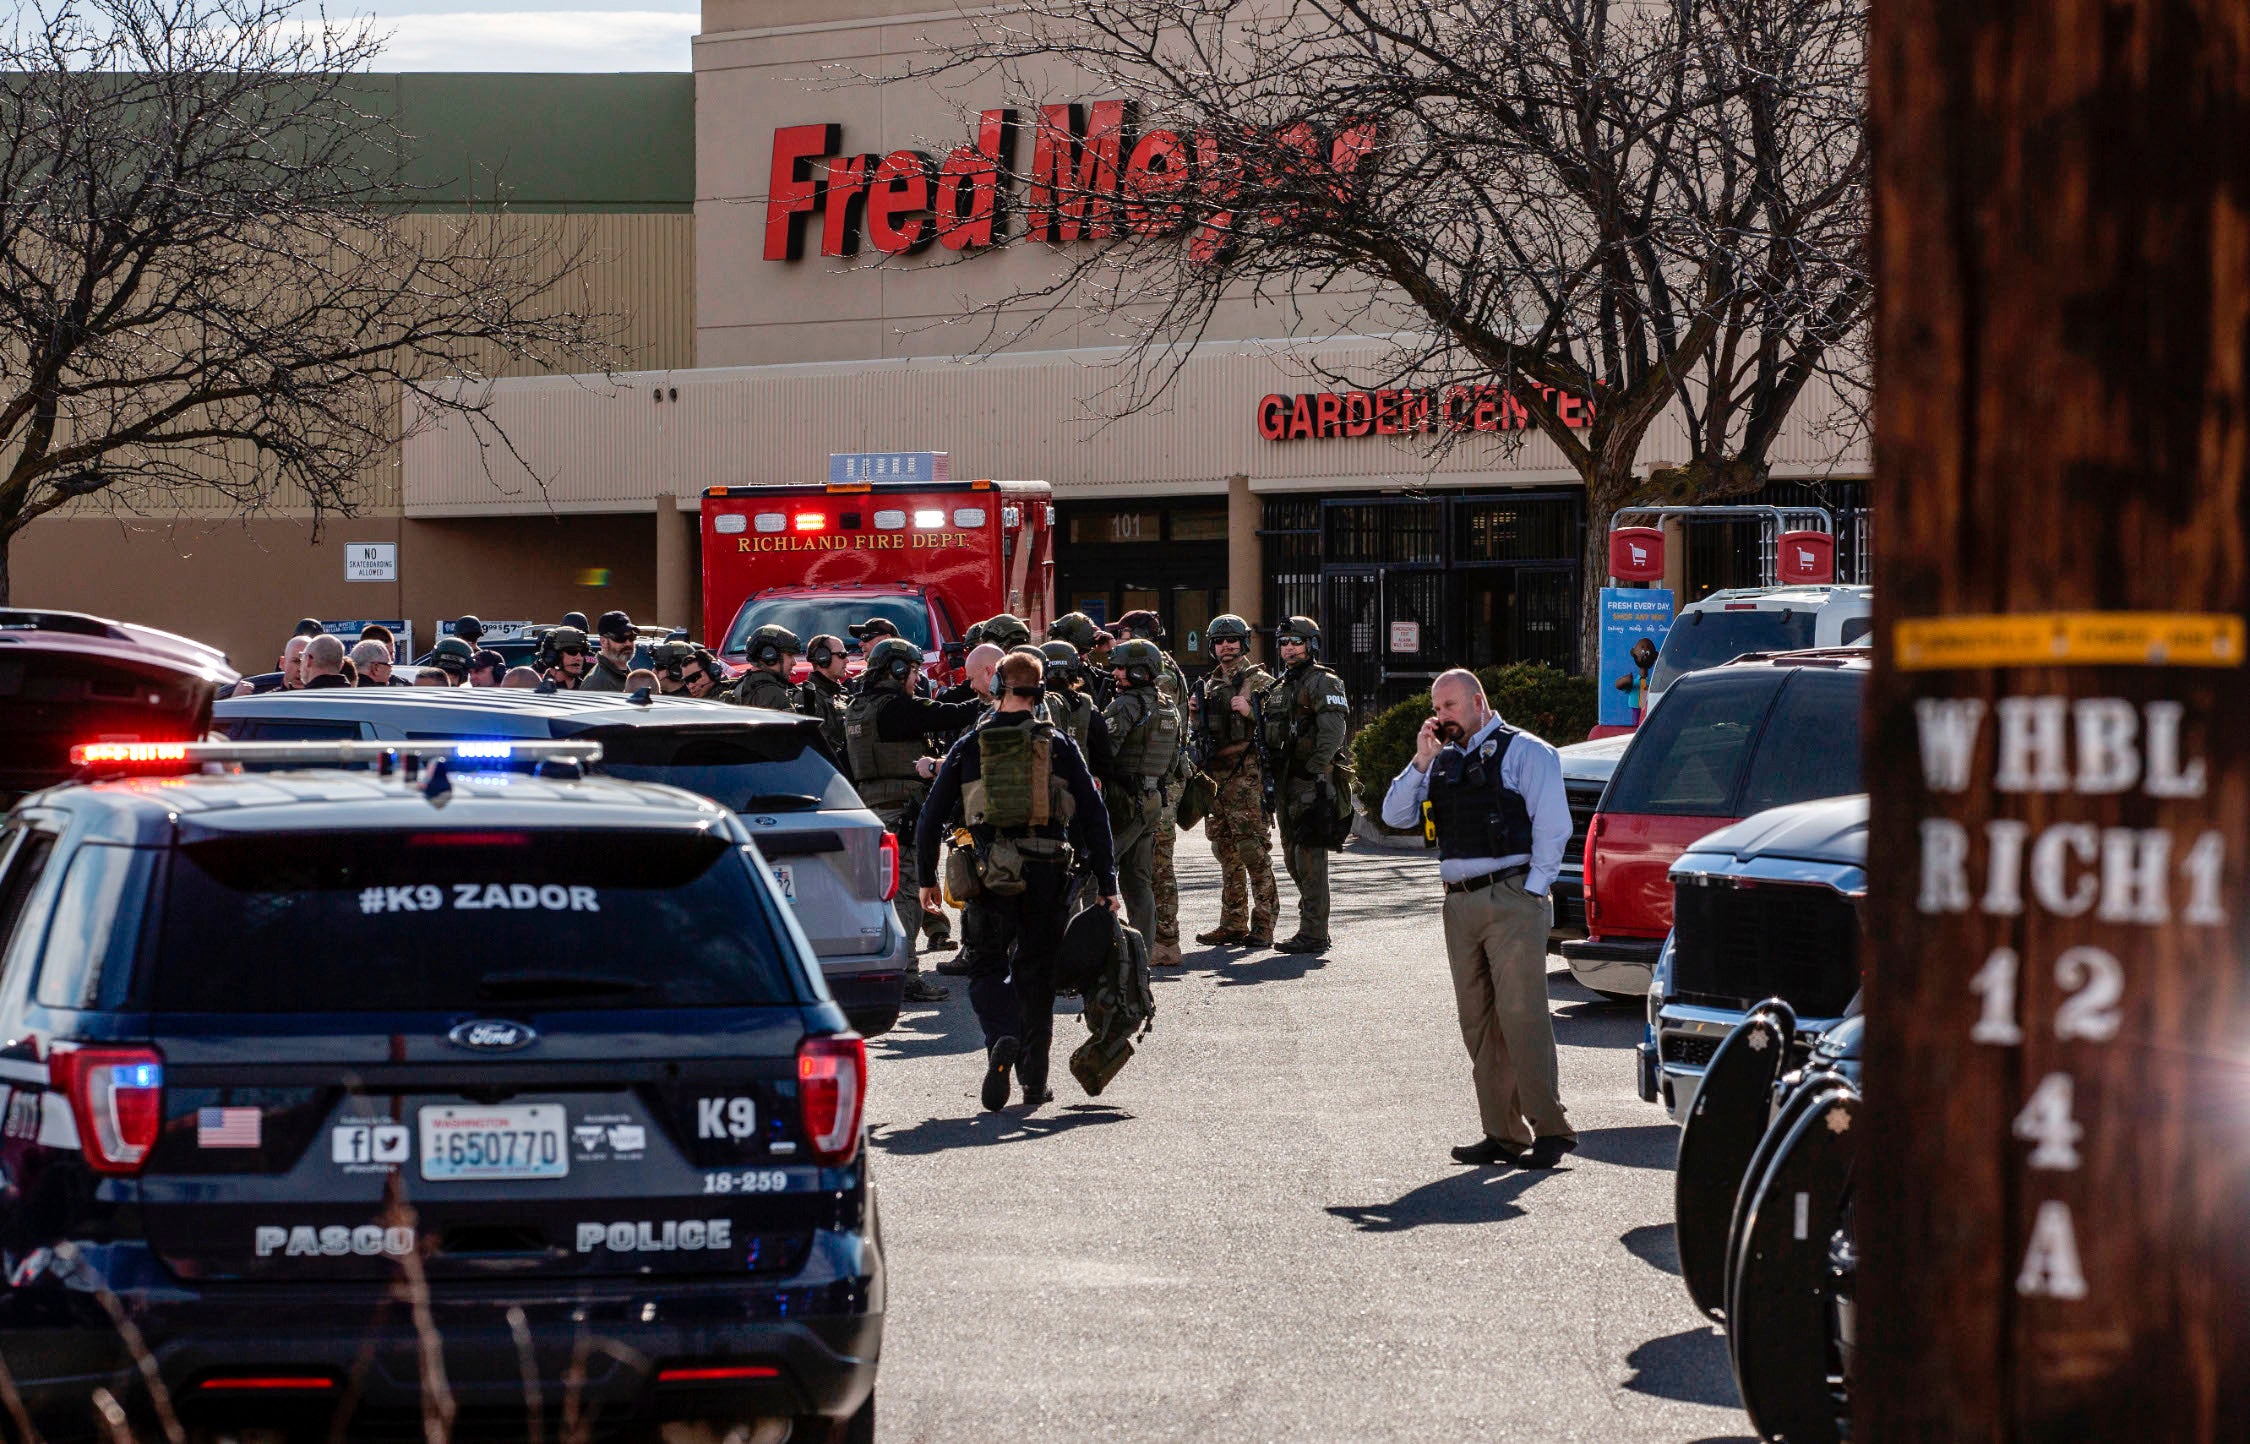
top-left (151, 830), bottom-right (802, 1013)
top-left (1603, 670), bottom-right (1784, 815)
top-left (1737, 669), bottom-right (1864, 813)
top-left (587, 727), bottom-right (857, 813)
top-left (1651, 607), bottom-right (1818, 692)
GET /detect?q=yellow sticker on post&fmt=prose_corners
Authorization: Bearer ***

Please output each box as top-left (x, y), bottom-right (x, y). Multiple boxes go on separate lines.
top-left (1894, 612), bottom-right (2245, 670)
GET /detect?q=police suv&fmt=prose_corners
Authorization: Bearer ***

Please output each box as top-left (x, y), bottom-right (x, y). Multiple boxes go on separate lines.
top-left (0, 741), bottom-right (880, 1441)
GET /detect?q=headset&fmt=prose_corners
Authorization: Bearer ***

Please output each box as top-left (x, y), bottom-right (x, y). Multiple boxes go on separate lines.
top-left (807, 638), bottom-right (838, 669)
top-left (750, 637), bottom-right (785, 668)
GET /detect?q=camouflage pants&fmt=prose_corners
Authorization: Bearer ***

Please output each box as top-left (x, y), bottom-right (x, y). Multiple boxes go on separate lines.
top-left (1205, 762), bottom-right (1278, 933)
top-left (1151, 815), bottom-right (1179, 947)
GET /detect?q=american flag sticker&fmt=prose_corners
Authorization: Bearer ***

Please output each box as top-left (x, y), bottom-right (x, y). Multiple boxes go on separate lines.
top-left (197, 1107), bottom-right (261, 1149)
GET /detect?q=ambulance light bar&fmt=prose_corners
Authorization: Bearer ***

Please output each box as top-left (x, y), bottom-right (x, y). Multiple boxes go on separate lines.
top-left (69, 740), bottom-right (606, 775)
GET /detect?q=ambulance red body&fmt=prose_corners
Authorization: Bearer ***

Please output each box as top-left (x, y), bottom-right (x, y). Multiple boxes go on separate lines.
top-left (700, 480), bottom-right (1056, 679)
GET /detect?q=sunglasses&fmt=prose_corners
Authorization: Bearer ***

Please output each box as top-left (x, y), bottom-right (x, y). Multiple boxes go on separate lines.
top-left (557, 646), bottom-right (588, 657)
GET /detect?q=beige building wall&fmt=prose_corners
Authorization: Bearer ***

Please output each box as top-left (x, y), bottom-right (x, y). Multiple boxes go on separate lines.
top-left (14, 210), bottom-right (696, 667)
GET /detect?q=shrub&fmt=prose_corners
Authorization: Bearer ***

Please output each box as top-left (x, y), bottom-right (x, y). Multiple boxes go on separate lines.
top-left (1474, 662), bottom-right (1598, 748)
top-left (1349, 663), bottom-right (1597, 827)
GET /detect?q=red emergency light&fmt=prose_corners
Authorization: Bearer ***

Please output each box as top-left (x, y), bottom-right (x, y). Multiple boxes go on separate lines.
top-left (74, 742), bottom-right (189, 766)
top-left (793, 513), bottom-right (825, 532)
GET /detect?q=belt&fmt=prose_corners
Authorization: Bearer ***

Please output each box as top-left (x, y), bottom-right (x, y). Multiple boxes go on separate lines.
top-left (1444, 865), bottom-right (1529, 895)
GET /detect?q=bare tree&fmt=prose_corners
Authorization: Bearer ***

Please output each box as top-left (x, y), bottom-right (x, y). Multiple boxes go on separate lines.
top-left (0, 0), bottom-right (617, 603)
top-left (891, 0), bottom-right (1867, 667)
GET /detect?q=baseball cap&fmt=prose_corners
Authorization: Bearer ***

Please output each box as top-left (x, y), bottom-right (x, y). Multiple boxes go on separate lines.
top-left (471, 648), bottom-right (506, 674)
top-left (596, 610), bottom-right (636, 641)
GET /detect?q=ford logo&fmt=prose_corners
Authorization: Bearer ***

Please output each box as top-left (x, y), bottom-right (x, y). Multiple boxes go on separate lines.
top-left (448, 1020), bottom-right (538, 1052)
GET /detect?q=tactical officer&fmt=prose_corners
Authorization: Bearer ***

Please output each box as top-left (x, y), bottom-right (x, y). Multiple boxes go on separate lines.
top-left (1114, 610), bottom-right (1191, 967)
top-left (1047, 611), bottom-right (1102, 658)
top-left (1263, 616), bottom-right (1352, 953)
top-left (1037, 641), bottom-right (1105, 763)
top-left (915, 650), bottom-right (1119, 1110)
top-left (1102, 638), bottom-right (1186, 967)
top-left (467, 649), bottom-right (507, 689)
top-left (451, 616), bottom-right (485, 650)
top-left (580, 610), bottom-right (638, 692)
top-left (1193, 614), bottom-right (1279, 948)
top-left (537, 626), bottom-right (593, 690)
top-left (650, 641), bottom-right (721, 699)
top-left (847, 637), bottom-right (989, 1003)
top-left (731, 626), bottom-right (802, 710)
top-left (1381, 669), bottom-right (1576, 1169)
top-left (796, 635), bottom-right (852, 765)
top-left (561, 611), bottom-right (591, 632)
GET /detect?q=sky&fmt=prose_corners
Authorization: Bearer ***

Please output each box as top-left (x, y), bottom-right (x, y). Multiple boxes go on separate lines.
top-left (339, 0), bottom-right (698, 71)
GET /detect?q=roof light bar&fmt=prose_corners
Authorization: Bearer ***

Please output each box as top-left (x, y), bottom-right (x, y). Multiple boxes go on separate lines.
top-left (69, 740), bottom-right (606, 775)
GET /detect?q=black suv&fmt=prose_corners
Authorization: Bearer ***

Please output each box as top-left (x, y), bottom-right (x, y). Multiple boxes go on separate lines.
top-left (0, 741), bottom-right (880, 1441)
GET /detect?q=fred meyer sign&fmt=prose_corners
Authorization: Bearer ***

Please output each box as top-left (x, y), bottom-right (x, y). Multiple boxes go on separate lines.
top-left (765, 104), bottom-right (1377, 263)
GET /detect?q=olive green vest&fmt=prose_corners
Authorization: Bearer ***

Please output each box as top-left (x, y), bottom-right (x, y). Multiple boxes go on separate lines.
top-left (1043, 686), bottom-right (1094, 754)
top-left (842, 687), bottom-right (928, 810)
top-left (1110, 686), bottom-right (1183, 787)
top-left (962, 720), bottom-right (1077, 836)
top-left (733, 669), bottom-right (797, 712)
top-left (1200, 661), bottom-right (1269, 746)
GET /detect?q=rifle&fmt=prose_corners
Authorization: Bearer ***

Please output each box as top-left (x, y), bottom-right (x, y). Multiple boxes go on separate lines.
top-left (1250, 686), bottom-right (1279, 824)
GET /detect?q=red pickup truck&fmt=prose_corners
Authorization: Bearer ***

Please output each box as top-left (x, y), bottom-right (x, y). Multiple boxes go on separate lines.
top-left (1561, 649), bottom-right (1867, 998)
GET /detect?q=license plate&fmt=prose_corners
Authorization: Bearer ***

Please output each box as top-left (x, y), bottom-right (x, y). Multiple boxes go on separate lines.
top-left (418, 1104), bottom-right (568, 1181)
top-left (771, 864), bottom-right (795, 900)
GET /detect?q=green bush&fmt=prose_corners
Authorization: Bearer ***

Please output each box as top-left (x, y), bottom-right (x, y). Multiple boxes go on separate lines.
top-left (1349, 663), bottom-right (1598, 827)
top-left (1474, 662), bottom-right (1598, 749)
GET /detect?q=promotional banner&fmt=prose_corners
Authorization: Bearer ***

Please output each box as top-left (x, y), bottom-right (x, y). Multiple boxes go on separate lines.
top-left (1597, 588), bottom-right (1673, 730)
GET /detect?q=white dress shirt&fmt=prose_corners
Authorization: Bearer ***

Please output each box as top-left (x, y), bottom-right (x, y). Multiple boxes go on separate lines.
top-left (1381, 712), bottom-right (1573, 893)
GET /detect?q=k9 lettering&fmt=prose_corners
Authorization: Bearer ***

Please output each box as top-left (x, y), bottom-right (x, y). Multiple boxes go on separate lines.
top-left (698, 1096), bottom-right (757, 1140)
top-left (576, 1220), bottom-right (733, 1254)
top-left (358, 884), bottom-right (601, 915)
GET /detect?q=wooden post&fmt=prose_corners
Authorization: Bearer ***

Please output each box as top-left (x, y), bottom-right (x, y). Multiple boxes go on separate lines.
top-left (1865, 0), bottom-right (2250, 1438)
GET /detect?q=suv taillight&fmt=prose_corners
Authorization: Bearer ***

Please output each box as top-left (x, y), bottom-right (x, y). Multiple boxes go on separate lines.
top-left (798, 1035), bottom-right (867, 1166)
top-left (52, 1046), bottom-right (164, 1175)
top-left (878, 832), bottom-right (900, 903)
top-left (1583, 817), bottom-right (1606, 922)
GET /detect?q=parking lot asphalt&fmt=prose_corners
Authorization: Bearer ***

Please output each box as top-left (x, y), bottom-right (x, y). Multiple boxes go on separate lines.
top-left (863, 838), bottom-right (1751, 1442)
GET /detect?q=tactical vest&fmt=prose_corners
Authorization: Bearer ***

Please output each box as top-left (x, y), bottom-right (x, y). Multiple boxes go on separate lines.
top-left (734, 669), bottom-right (796, 712)
top-left (962, 719), bottom-right (1077, 838)
top-left (1201, 662), bottom-right (1267, 746)
top-left (1110, 687), bottom-right (1182, 789)
top-left (1427, 725), bottom-right (1535, 862)
top-left (1271, 663), bottom-right (1347, 773)
top-left (842, 687), bottom-right (928, 810)
top-left (798, 677), bottom-right (849, 770)
top-left (1043, 686), bottom-right (1094, 754)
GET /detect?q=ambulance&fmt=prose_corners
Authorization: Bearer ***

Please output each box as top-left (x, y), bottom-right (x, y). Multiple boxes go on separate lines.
top-left (700, 476), bottom-right (1056, 679)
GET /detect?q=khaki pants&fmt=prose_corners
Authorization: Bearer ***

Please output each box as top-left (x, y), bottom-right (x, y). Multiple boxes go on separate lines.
top-left (1442, 878), bottom-right (1572, 1148)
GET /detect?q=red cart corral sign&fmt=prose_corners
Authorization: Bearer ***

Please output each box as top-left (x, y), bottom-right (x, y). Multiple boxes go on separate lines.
top-left (1609, 527), bottom-right (1666, 582)
top-left (1777, 530), bottom-right (1836, 584)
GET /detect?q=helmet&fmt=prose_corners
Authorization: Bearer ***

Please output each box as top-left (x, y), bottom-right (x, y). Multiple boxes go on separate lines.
top-left (864, 637), bottom-right (922, 686)
top-left (1110, 638), bottom-right (1162, 686)
top-left (853, 617), bottom-right (901, 642)
top-left (1115, 609), bottom-right (1164, 642)
top-left (541, 626), bottom-right (590, 664)
top-left (451, 615), bottom-right (484, 643)
top-left (430, 636), bottom-right (475, 670)
top-left (1047, 612), bottom-right (1100, 652)
top-left (1206, 614), bottom-right (1252, 644)
top-left (979, 613), bottom-right (1032, 650)
top-left (1040, 640), bottom-right (1080, 674)
top-left (962, 622), bottom-right (987, 648)
top-left (1276, 615), bottom-right (1321, 650)
top-left (747, 625), bottom-right (802, 667)
top-left (649, 640), bottom-right (695, 674)
top-left (561, 612), bottom-right (590, 632)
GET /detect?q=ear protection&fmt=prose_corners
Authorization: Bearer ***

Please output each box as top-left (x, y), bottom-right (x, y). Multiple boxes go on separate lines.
top-left (808, 640), bottom-right (837, 668)
top-left (884, 654), bottom-right (915, 682)
top-left (752, 641), bottom-right (782, 667)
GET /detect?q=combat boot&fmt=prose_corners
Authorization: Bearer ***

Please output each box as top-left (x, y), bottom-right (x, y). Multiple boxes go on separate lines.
top-left (1150, 941), bottom-right (1184, 967)
top-left (1273, 934), bottom-right (1330, 954)
top-left (1196, 925), bottom-right (1248, 946)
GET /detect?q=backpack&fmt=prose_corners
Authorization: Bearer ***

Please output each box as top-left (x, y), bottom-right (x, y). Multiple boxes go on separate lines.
top-left (1063, 910), bottom-right (1155, 1097)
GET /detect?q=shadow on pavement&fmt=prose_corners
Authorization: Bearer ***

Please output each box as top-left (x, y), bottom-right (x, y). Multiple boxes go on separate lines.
top-left (870, 1102), bottom-right (1134, 1156)
top-left (1621, 1222), bottom-right (1680, 1276)
top-left (1575, 1124), bottom-right (1680, 1171)
top-left (1622, 1326), bottom-right (1742, 1409)
top-left (1324, 1166), bottom-right (1552, 1232)
top-left (866, 998), bottom-right (989, 1064)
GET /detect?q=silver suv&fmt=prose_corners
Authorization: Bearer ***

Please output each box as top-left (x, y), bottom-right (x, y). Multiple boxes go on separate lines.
top-left (214, 689), bottom-right (911, 1035)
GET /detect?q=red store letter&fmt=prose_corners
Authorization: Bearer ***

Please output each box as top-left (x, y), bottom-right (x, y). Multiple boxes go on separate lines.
top-left (821, 154), bottom-right (874, 257)
top-left (1028, 101), bottom-right (1129, 242)
top-left (764, 123), bottom-right (839, 262)
top-left (1258, 394), bottom-right (1291, 440)
top-left (937, 109), bottom-right (1018, 252)
top-left (866, 151), bottom-right (937, 254)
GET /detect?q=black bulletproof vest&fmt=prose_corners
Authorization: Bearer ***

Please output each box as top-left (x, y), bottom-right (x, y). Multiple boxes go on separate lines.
top-left (1427, 725), bottom-right (1534, 862)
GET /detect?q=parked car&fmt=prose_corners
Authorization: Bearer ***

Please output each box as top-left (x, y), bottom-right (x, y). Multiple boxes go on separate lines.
top-left (0, 609), bottom-right (238, 805)
top-left (1645, 585), bottom-right (1871, 714)
top-left (0, 739), bottom-right (879, 1440)
top-left (1639, 793), bottom-right (1867, 1120)
top-left (1563, 648), bottom-right (1866, 1000)
top-left (214, 689), bottom-right (910, 1037)
top-left (1552, 732), bottom-right (1632, 939)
